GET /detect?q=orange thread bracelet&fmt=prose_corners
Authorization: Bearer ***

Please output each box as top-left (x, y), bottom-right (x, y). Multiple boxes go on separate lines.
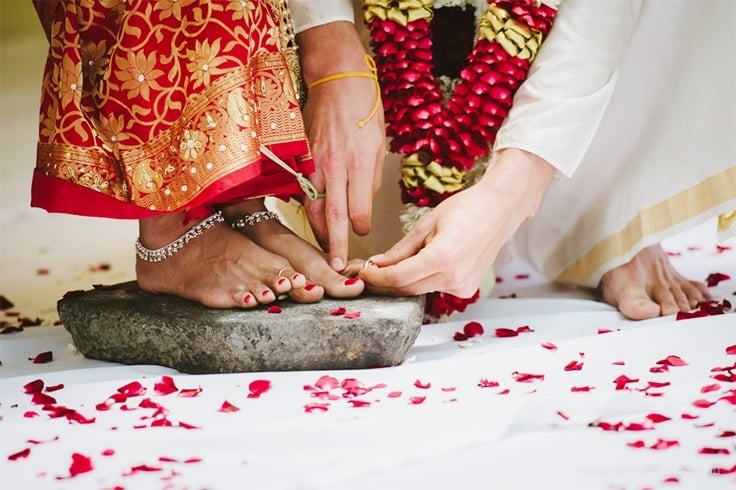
top-left (306, 54), bottom-right (381, 128)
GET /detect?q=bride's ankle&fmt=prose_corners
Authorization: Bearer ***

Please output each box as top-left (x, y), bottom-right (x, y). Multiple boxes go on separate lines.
top-left (220, 198), bottom-right (268, 221)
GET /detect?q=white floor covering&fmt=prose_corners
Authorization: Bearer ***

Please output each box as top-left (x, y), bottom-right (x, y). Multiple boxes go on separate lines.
top-left (1, 4), bottom-right (735, 489)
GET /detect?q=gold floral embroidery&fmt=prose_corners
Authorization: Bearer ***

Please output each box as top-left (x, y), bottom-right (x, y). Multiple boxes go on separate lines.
top-left (227, 0), bottom-right (256, 21)
top-left (179, 129), bottom-right (208, 161)
top-left (132, 159), bottom-right (164, 194)
top-left (186, 39), bottom-right (229, 89)
top-left (155, 0), bottom-right (197, 21)
top-left (81, 39), bottom-right (109, 86)
top-left (116, 50), bottom-right (166, 100)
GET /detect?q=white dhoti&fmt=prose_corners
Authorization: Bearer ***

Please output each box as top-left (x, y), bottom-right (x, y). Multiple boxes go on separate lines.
top-left (284, 0), bottom-right (736, 290)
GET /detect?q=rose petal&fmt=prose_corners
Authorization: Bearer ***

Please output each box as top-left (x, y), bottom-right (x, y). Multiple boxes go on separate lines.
top-left (463, 321), bottom-right (484, 337)
top-left (693, 399), bottom-right (716, 408)
top-left (627, 440), bottom-right (646, 448)
top-left (348, 399), bottom-right (371, 408)
top-left (647, 381), bottom-right (671, 389)
top-left (705, 272), bottom-right (731, 287)
top-left (267, 304), bottom-right (281, 314)
top-left (101, 449), bottom-right (115, 457)
top-left (564, 360), bottom-right (583, 371)
top-left (414, 379), bottom-right (431, 389)
top-left (497, 388), bottom-right (510, 395)
top-left (117, 381), bottom-right (146, 397)
top-left (24, 379), bottom-right (44, 394)
top-left (31, 392), bottom-right (56, 405)
top-left (314, 375), bottom-right (339, 390)
top-left (343, 311), bottom-right (361, 319)
top-left (541, 341), bottom-right (557, 351)
top-left (512, 371), bottom-right (545, 383)
top-left (45, 383), bottom-right (64, 392)
top-left (657, 355), bottom-right (688, 367)
top-left (717, 430), bottom-right (736, 437)
top-left (154, 376), bottom-right (178, 396)
top-left (613, 375), bottom-right (640, 390)
top-left (556, 410), bottom-right (569, 420)
top-left (68, 453), bottom-right (93, 477)
top-left (571, 386), bottom-right (594, 392)
top-left (726, 344), bottom-right (736, 355)
top-left (409, 396), bottom-right (426, 405)
top-left (611, 360), bottom-right (626, 366)
top-left (387, 391), bottom-right (402, 398)
top-left (699, 447), bottom-right (730, 455)
top-left (178, 421), bottom-right (199, 429)
top-left (712, 464), bottom-right (736, 475)
top-left (247, 379), bottom-right (271, 398)
top-left (218, 400), bottom-right (240, 413)
top-left (646, 413), bottom-right (672, 424)
top-left (701, 383), bottom-right (721, 393)
top-left (597, 327), bottom-right (612, 334)
top-left (453, 332), bottom-right (469, 341)
top-left (304, 403), bottom-right (330, 413)
top-left (329, 306), bottom-right (347, 316)
top-left (178, 387), bottom-right (203, 398)
top-left (23, 411), bottom-right (39, 418)
top-left (663, 476), bottom-right (679, 484)
top-left (478, 378), bottom-right (500, 388)
top-left (494, 328), bottom-right (518, 338)
top-left (650, 439), bottom-right (679, 450)
top-left (681, 413), bottom-right (700, 420)
top-left (124, 464), bottom-right (162, 476)
top-left (8, 448), bottom-right (31, 461)
top-left (516, 325), bottom-right (533, 334)
top-left (29, 351), bottom-right (53, 364)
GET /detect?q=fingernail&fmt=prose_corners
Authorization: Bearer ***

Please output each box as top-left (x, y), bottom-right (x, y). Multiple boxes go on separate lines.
top-left (344, 277), bottom-right (360, 286)
top-left (331, 258), bottom-right (344, 271)
top-left (305, 283), bottom-right (317, 291)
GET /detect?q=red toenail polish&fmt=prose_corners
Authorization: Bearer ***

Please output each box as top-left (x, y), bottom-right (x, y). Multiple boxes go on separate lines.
top-left (293, 274), bottom-right (301, 281)
top-left (344, 277), bottom-right (360, 286)
top-left (278, 278), bottom-right (287, 286)
top-left (305, 283), bottom-right (316, 291)
top-left (262, 290), bottom-right (271, 297)
top-left (243, 294), bottom-right (252, 304)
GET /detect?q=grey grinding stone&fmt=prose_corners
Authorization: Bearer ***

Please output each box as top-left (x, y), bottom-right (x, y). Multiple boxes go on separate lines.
top-left (58, 282), bottom-right (424, 374)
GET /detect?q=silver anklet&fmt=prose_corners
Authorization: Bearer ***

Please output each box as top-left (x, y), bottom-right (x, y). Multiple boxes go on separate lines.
top-left (135, 211), bottom-right (225, 262)
top-left (230, 210), bottom-right (279, 228)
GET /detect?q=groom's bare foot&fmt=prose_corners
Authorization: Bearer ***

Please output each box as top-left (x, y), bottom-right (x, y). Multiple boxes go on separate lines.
top-left (136, 209), bottom-right (323, 308)
top-left (599, 244), bottom-right (710, 320)
top-left (223, 201), bottom-right (365, 299)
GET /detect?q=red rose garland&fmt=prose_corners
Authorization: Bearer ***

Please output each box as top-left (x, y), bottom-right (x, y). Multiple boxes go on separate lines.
top-left (362, 0), bottom-right (559, 318)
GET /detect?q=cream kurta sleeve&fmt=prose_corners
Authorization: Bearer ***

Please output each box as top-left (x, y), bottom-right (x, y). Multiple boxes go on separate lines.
top-left (290, 0), bottom-right (356, 33)
top-left (494, 0), bottom-right (642, 177)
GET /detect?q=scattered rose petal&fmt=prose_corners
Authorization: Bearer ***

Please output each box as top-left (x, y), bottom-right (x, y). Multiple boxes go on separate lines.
top-left (314, 375), bottom-right (339, 390)
top-left (343, 311), bottom-right (361, 319)
top-left (647, 381), bottom-right (671, 389)
top-left (348, 399), bottom-right (371, 408)
top-left (117, 381), bottom-right (146, 397)
top-left (650, 439), bottom-right (679, 450)
top-left (564, 360), bottom-right (584, 371)
top-left (66, 453), bottom-right (93, 478)
top-left (693, 399), bottom-right (716, 409)
top-left (414, 379), bottom-right (431, 389)
top-left (23, 411), bottom-right (39, 418)
top-left (267, 304), bottom-right (281, 314)
top-left (516, 325), bottom-right (533, 334)
top-left (612, 360), bottom-right (626, 366)
top-left (178, 421), bottom-right (199, 429)
top-left (541, 341), bottom-right (557, 351)
top-left (701, 383), bottom-right (721, 393)
top-left (613, 375), bottom-right (640, 390)
top-left (627, 440), bottom-right (646, 448)
top-left (494, 328), bottom-right (519, 338)
top-left (178, 387), bottom-right (203, 398)
top-left (154, 376), bottom-right (178, 396)
top-left (247, 379), bottom-right (271, 398)
top-left (463, 321), bottom-right (484, 337)
top-left (218, 400), bottom-right (240, 413)
top-left (650, 364), bottom-right (669, 373)
top-left (681, 413), bottom-right (700, 420)
top-left (387, 391), bottom-right (402, 398)
top-left (597, 327), bottom-right (612, 334)
top-left (497, 388), bottom-right (510, 395)
top-left (29, 351), bottom-right (53, 364)
top-left (571, 386), bottom-right (594, 392)
top-left (478, 378), bottom-right (500, 388)
top-left (726, 344), bottom-right (736, 355)
top-left (409, 396), bottom-right (426, 405)
top-left (556, 410), bottom-right (569, 421)
top-left (646, 413), bottom-right (672, 423)
top-left (515, 274), bottom-right (530, 280)
top-left (24, 379), bottom-right (44, 394)
top-left (657, 355), bottom-right (688, 367)
top-left (441, 387), bottom-right (456, 392)
top-left (512, 371), bottom-right (545, 383)
top-left (712, 464), bottom-right (736, 475)
top-left (31, 392), bottom-right (56, 405)
top-left (663, 476), bottom-right (679, 484)
top-left (45, 384), bottom-right (64, 392)
top-left (717, 430), bottom-right (736, 437)
top-left (329, 306), bottom-right (346, 316)
top-left (123, 464), bottom-right (162, 476)
top-left (304, 403), bottom-right (329, 413)
top-left (706, 272), bottom-right (731, 287)
top-left (8, 448), bottom-right (30, 461)
top-left (699, 447), bottom-right (730, 455)
top-left (453, 332), bottom-right (469, 341)
top-left (102, 449), bottom-right (115, 456)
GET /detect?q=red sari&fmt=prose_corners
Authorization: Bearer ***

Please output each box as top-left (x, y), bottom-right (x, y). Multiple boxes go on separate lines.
top-left (32, 0), bottom-right (313, 219)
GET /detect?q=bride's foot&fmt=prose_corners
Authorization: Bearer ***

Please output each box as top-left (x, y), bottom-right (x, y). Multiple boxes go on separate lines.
top-left (599, 244), bottom-right (710, 320)
top-left (223, 201), bottom-right (365, 298)
top-left (135, 209), bottom-right (323, 308)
